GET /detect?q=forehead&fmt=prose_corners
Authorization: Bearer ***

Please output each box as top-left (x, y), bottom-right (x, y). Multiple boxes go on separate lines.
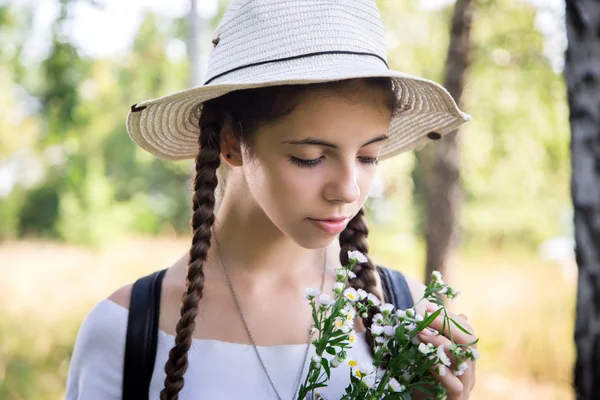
top-left (261, 86), bottom-right (393, 143)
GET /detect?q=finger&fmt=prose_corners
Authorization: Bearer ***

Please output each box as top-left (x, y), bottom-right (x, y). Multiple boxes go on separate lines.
top-left (430, 364), bottom-right (464, 400)
top-left (417, 328), bottom-right (459, 366)
top-left (430, 305), bottom-right (474, 334)
top-left (425, 304), bottom-right (477, 346)
top-left (455, 359), bottom-right (477, 397)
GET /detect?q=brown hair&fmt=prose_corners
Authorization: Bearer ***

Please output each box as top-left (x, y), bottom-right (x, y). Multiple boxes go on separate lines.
top-left (160, 78), bottom-right (398, 399)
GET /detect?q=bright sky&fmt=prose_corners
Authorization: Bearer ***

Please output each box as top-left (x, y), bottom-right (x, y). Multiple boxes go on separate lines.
top-left (10, 0), bottom-right (218, 61)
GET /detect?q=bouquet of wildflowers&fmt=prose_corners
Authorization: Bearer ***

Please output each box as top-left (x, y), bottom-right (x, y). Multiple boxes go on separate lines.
top-left (297, 251), bottom-right (479, 400)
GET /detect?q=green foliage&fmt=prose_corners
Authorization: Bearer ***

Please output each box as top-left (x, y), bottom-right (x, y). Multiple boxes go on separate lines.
top-left (0, 0), bottom-right (571, 251)
top-left (377, 0), bottom-right (570, 250)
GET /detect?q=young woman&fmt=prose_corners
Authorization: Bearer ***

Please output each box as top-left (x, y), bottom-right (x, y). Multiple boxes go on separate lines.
top-left (66, 1), bottom-right (476, 399)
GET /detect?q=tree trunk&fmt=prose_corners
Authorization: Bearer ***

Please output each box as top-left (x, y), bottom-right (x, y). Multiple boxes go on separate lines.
top-left (565, 1), bottom-right (600, 398)
top-left (423, 0), bottom-right (474, 285)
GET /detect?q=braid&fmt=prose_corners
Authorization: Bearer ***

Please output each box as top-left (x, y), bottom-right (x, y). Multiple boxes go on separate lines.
top-left (339, 207), bottom-right (383, 357)
top-left (160, 121), bottom-right (221, 400)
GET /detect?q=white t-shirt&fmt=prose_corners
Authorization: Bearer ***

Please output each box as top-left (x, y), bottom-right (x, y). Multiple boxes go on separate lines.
top-left (65, 299), bottom-right (373, 399)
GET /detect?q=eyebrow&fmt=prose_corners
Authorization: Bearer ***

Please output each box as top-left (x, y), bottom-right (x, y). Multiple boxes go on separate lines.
top-left (281, 134), bottom-right (390, 149)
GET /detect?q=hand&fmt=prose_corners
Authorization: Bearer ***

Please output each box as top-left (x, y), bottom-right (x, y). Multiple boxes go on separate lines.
top-left (413, 303), bottom-right (477, 400)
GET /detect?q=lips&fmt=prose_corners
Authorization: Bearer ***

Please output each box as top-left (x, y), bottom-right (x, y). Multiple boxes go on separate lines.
top-left (308, 217), bottom-right (350, 234)
top-left (313, 217), bottom-right (349, 222)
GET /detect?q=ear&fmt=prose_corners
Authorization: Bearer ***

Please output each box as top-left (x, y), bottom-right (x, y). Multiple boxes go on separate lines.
top-left (219, 118), bottom-right (243, 167)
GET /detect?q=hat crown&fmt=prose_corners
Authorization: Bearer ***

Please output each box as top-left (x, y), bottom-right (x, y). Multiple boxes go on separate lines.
top-left (205, 0), bottom-right (387, 84)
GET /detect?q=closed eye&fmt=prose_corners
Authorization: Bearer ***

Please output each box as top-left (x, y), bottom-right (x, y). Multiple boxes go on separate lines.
top-left (288, 156), bottom-right (379, 169)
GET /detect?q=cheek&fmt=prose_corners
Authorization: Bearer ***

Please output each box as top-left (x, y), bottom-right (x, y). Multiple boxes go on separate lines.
top-left (244, 160), bottom-right (321, 212)
top-left (268, 165), bottom-right (323, 204)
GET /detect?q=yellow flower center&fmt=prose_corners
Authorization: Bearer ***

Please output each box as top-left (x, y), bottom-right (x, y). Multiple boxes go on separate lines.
top-left (348, 360), bottom-right (357, 367)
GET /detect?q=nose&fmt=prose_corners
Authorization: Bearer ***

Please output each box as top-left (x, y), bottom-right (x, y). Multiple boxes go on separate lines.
top-left (323, 159), bottom-right (361, 203)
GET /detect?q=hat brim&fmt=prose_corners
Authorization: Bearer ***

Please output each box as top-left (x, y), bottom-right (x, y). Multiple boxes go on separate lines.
top-left (127, 54), bottom-right (470, 161)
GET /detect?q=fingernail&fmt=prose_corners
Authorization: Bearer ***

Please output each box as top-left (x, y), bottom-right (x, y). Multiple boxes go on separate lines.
top-left (419, 329), bottom-right (432, 338)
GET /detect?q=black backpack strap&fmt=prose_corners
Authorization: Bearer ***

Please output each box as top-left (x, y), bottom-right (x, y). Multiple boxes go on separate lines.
top-left (377, 265), bottom-right (414, 310)
top-left (123, 268), bottom-right (168, 400)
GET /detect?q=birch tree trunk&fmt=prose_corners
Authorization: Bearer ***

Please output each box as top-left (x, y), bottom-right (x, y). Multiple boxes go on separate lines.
top-left (423, 0), bottom-right (474, 284)
top-left (564, 1), bottom-right (600, 398)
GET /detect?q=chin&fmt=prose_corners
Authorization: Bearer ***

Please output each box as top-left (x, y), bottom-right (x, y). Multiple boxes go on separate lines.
top-left (289, 228), bottom-right (339, 250)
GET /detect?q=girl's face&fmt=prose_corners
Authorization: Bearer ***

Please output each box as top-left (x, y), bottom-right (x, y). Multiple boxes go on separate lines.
top-left (241, 85), bottom-right (393, 249)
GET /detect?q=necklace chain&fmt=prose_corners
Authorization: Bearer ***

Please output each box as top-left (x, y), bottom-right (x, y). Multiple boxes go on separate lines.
top-left (212, 228), bottom-right (327, 400)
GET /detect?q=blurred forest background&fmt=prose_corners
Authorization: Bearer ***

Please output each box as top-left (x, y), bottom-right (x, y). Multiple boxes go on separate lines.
top-left (0, 0), bottom-right (574, 399)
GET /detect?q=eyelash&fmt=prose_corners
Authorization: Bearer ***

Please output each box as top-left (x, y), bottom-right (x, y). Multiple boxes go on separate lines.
top-left (288, 156), bottom-right (379, 169)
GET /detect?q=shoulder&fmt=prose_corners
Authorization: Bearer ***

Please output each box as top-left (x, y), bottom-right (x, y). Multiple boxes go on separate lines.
top-left (107, 283), bottom-right (134, 310)
top-left (65, 298), bottom-right (129, 399)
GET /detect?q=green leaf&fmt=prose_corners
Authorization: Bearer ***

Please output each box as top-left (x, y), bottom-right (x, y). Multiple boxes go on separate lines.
top-left (321, 358), bottom-right (331, 379)
top-left (449, 317), bottom-right (473, 336)
top-left (417, 307), bottom-right (442, 330)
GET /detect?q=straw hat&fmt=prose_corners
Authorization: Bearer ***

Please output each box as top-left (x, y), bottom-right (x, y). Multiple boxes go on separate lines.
top-left (126, 0), bottom-right (471, 161)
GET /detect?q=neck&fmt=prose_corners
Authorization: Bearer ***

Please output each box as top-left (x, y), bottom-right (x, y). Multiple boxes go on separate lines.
top-left (204, 176), bottom-right (342, 280)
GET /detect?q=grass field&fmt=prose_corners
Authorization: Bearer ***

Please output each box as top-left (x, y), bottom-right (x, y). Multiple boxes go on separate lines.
top-left (0, 237), bottom-right (576, 399)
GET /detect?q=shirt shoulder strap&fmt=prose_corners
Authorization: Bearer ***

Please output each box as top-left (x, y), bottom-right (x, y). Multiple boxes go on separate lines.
top-left (123, 268), bottom-right (168, 400)
top-left (376, 265), bottom-right (414, 310)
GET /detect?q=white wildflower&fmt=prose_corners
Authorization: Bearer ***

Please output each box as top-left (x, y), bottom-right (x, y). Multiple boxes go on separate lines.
top-left (371, 323), bottom-right (384, 336)
top-left (348, 271), bottom-right (357, 279)
top-left (437, 345), bottom-right (452, 367)
top-left (317, 294), bottom-right (334, 309)
top-left (356, 362), bottom-right (375, 376)
top-left (366, 293), bottom-right (380, 306)
top-left (375, 335), bottom-right (388, 345)
top-left (436, 364), bottom-right (446, 377)
top-left (331, 358), bottom-right (341, 368)
top-left (304, 288), bottom-right (321, 300)
top-left (405, 308), bottom-right (415, 318)
top-left (333, 317), bottom-right (345, 331)
top-left (432, 270), bottom-right (443, 282)
top-left (372, 313), bottom-right (384, 324)
top-left (387, 378), bottom-right (406, 392)
top-left (311, 355), bottom-right (321, 364)
top-left (344, 304), bottom-right (356, 317)
top-left (415, 314), bottom-right (424, 322)
top-left (383, 325), bottom-right (396, 337)
top-left (446, 287), bottom-right (461, 300)
top-left (335, 268), bottom-right (349, 280)
top-left (332, 282), bottom-right (344, 294)
top-left (396, 309), bottom-right (406, 319)
top-left (348, 250), bottom-right (368, 263)
top-left (356, 288), bottom-right (368, 300)
top-left (347, 332), bottom-right (357, 345)
top-left (360, 374), bottom-right (377, 389)
top-left (343, 287), bottom-right (359, 302)
top-left (418, 342), bottom-right (433, 355)
top-left (453, 360), bottom-right (469, 376)
top-left (380, 303), bottom-right (394, 316)
top-left (469, 347), bottom-right (480, 360)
